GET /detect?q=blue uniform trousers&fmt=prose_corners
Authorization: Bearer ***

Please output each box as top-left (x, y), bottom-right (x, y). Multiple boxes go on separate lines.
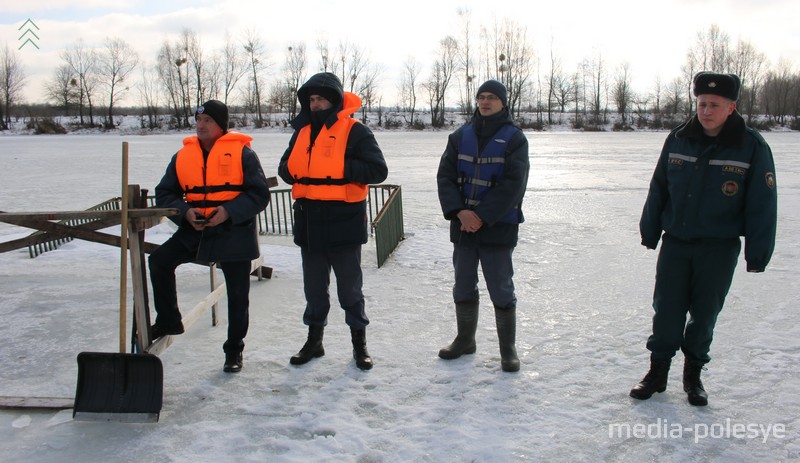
top-left (452, 243), bottom-right (516, 310)
top-left (301, 244), bottom-right (368, 329)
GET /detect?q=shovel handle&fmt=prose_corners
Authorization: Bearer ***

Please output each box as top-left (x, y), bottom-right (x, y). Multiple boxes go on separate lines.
top-left (119, 142), bottom-right (129, 353)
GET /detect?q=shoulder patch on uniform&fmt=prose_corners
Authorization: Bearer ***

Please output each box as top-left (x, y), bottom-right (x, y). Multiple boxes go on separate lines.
top-left (765, 172), bottom-right (776, 189)
top-left (722, 180), bottom-right (739, 197)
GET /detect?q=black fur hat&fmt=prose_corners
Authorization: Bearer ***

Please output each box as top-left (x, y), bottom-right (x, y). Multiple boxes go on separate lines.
top-left (693, 72), bottom-right (741, 102)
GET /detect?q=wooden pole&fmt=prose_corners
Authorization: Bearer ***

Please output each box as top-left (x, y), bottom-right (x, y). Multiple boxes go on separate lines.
top-left (119, 142), bottom-right (129, 353)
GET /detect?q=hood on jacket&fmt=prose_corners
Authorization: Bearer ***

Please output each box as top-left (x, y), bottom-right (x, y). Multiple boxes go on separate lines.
top-left (292, 72), bottom-right (355, 130)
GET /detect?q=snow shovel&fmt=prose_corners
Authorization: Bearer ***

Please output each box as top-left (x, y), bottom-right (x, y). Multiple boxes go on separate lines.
top-left (73, 142), bottom-right (163, 422)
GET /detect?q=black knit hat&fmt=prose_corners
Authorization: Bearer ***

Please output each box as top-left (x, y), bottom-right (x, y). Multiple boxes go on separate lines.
top-left (195, 100), bottom-right (229, 132)
top-left (693, 72), bottom-right (741, 102)
top-left (476, 79), bottom-right (508, 106)
top-left (307, 86), bottom-right (341, 107)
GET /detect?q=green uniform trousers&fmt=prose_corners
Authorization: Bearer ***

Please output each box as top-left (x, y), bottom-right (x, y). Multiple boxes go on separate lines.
top-left (646, 234), bottom-right (741, 364)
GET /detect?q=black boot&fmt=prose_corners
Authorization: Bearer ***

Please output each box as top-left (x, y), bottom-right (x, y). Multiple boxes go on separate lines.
top-left (683, 359), bottom-right (709, 406)
top-left (290, 325), bottom-right (325, 365)
top-left (150, 321), bottom-right (184, 341)
top-left (223, 351), bottom-right (243, 373)
top-left (630, 356), bottom-right (671, 400)
top-left (438, 301), bottom-right (479, 360)
top-left (495, 307), bottom-right (520, 372)
top-left (351, 328), bottom-right (373, 370)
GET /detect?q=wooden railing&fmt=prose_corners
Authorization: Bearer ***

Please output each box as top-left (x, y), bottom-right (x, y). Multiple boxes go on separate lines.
top-left (20, 184), bottom-right (405, 267)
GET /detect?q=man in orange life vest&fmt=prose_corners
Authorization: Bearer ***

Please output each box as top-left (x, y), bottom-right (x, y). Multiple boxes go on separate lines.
top-left (149, 100), bottom-right (270, 373)
top-left (278, 72), bottom-right (388, 370)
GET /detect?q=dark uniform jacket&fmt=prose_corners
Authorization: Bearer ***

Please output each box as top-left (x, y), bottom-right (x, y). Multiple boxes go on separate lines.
top-left (278, 73), bottom-right (388, 251)
top-left (155, 143), bottom-right (271, 263)
top-left (640, 111), bottom-right (777, 272)
top-left (437, 108), bottom-right (530, 247)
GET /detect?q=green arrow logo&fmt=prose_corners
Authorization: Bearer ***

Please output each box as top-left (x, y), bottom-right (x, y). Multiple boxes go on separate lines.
top-left (18, 18), bottom-right (40, 50)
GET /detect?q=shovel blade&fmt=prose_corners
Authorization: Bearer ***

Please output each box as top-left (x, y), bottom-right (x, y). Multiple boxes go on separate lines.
top-left (73, 352), bottom-right (163, 423)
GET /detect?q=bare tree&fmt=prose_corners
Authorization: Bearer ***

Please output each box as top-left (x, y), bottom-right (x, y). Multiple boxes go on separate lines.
top-left (331, 40), bottom-right (352, 83)
top-left (493, 19), bottom-right (535, 118)
top-left (357, 63), bottom-right (382, 122)
top-left (424, 36), bottom-right (459, 128)
top-left (182, 30), bottom-right (206, 107)
top-left (220, 32), bottom-right (247, 105)
top-left (546, 40), bottom-right (565, 124)
top-left (44, 64), bottom-right (77, 115)
top-left (98, 37), bottom-right (138, 128)
top-left (343, 42), bottom-right (369, 93)
top-left (688, 24), bottom-right (732, 73)
top-left (730, 38), bottom-right (767, 121)
top-left (156, 39), bottom-right (190, 128)
top-left (456, 7), bottom-right (475, 115)
top-left (316, 38), bottom-right (332, 73)
top-left (762, 59), bottom-right (794, 125)
top-left (243, 29), bottom-right (268, 127)
top-left (283, 43), bottom-right (307, 120)
top-left (612, 62), bottom-right (633, 126)
top-left (137, 63), bottom-right (161, 129)
top-left (664, 77), bottom-right (685, 115)
top-left (0, 45), bottom-right (26, 130)
top-left (0, 43), bottom-right (26, 129)
top-left (586, 50), bottom-right (607, 123)
top-left (398, 56), bottom-right (420, 126)
top-left (62, 39), bottom-right (99, 127)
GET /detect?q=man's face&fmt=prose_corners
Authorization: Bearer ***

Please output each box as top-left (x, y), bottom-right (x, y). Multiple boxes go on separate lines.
top-left (195, 113), bottom-right (224, 145)
top-left (476, 92), bottom-right (503, 117)
top-left (309, 95), bottom-right (333, 112)
top-left (696, 94), bottom-right (735, 136)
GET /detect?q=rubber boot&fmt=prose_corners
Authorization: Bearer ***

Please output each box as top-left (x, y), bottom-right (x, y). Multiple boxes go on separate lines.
top-left (351, 328), bottom-right (373, 370)
top-left (290, 325), bottom-right (325, 365)
top-left (683, 359), bottom-right (709, 406)
top-left (495, 306), bottom-right (520, 372)
top-left (630, 356), bottom-right (671, 400)
top-left (438, 301), bottom-right (479, 360)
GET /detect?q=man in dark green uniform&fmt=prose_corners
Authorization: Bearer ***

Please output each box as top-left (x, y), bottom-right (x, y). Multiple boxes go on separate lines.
top-left (630, 72), bottom-right (777, 406)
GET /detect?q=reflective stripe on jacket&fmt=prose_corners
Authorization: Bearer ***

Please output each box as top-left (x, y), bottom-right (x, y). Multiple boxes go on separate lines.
top-left (176, 131), bottom-right (251, 217)
top-left (457, 124), bottom-right (521, 224)
top-left (286, 92), bottom-right (368, 203)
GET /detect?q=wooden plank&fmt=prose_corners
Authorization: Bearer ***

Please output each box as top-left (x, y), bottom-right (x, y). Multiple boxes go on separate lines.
top-left (0, 396), bottom-right (74, 410)
top-left (0, 216), bottom-right (122, 253)
top-left (1, 221), bottom-right (164, 255)
top-left (0, 208), bottom-right (179, 223)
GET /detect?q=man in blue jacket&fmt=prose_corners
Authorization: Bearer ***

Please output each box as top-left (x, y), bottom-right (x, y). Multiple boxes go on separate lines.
top-left (149, 100), bottom-right (270, 373)
top-left (436, 80), bottom-right (530, 372)
top-left (631, 72), bottom-right (777, 405)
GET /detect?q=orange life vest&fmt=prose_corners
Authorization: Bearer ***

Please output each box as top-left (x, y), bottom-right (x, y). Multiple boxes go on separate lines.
top-left (286, 92), bottom-right (369, 202)
top-left (176, 131), bottom-right (251, 217)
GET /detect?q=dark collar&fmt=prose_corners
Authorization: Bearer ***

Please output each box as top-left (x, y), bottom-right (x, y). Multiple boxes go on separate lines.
top-left (675, 111), bottom-right (746, 147)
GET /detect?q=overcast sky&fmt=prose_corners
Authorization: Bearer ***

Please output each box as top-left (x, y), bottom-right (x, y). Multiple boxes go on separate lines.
top-left (2, 0), bottom-right (799, 106)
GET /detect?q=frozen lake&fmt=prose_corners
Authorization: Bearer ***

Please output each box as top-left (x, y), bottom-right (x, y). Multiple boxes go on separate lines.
top-left (1, 130), bottom-right (798, 461)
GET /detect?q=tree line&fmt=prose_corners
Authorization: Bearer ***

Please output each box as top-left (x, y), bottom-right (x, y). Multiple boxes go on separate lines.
top-left (1, 15), bottom-right (799, 132)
